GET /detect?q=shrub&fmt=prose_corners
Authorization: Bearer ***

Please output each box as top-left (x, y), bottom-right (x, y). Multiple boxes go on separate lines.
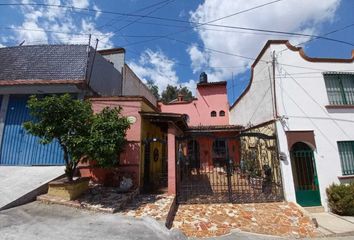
top-left (24, 94), bottom-right (130, 182)
top-left (326, 182), bottom-right (354, 216)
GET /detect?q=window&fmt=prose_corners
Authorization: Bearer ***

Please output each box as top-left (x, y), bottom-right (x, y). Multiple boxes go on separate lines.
top-left (219, 110), bottom-right (225, 116)
top-left (212, 139), bottom-right (226, 166)
top-left (337, 141), bottom-right (354, 175)
top-left (324, 74), bottom-right (354, 105)
top-left (210, 111), bottom-right (216, 117)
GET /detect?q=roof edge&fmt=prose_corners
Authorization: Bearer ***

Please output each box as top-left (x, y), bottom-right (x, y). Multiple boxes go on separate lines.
top-left (98, 48), bottom-right (126, 55)
top-left (88, 95), bottom-right (160, 112)
top-left (0, 79), bottom-right (86, 86)
top-left (229, 40), bottom-right (354, 110)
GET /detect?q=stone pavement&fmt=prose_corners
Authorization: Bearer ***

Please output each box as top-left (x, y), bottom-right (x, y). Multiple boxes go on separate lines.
top-left (121, 194), bottom-right (175, 223)
top-left (172, 202), bottom-right (319, 238)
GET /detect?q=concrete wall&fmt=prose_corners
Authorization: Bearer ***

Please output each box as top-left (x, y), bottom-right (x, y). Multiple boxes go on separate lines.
top-left (230, 41), bottom-right (354, 210)
top-left (88, 50), bottom-right (123, 96)
top-left (160, 83), bottom-right (229, 126)
top-left (229, 47), bottom-right (274, 126)
top-left (123, 64), bottom-right (157, 106)
top-left (272, 43), bottom-right (354, 210)
top-left (100, 51), bottom-right (125, 74)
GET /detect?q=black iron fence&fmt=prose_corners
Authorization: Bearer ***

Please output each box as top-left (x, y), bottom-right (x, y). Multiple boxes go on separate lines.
top-left (177, 122), bottom-right (284, 204)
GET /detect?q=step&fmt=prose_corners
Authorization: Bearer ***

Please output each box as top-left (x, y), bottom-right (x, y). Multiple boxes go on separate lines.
top-left (303, 206), bottom-right (325, 213)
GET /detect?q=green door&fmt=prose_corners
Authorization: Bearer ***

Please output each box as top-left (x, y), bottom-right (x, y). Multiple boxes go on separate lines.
top-left (291, 142), bottom-right (321, 207)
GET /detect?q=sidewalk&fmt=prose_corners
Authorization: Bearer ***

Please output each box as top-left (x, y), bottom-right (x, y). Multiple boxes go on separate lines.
top-left (311, 212), bottom-right (354, 236)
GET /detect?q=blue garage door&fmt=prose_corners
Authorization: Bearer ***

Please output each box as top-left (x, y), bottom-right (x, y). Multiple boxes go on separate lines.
top-left (0, 95), bottom-right (64, 165)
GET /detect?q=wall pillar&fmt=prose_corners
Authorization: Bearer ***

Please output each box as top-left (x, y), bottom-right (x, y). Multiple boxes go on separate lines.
top-left (167, 123), bottom-right (177, 195)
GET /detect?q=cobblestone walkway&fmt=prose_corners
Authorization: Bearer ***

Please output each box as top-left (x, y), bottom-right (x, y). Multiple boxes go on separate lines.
top-left (172, 202), bottom-right (319, 238)
top-left (121, 194), bottom-right (175, 222)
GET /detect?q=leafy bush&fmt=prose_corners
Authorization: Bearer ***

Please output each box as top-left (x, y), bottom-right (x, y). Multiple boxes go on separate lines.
top-left (326, 182), bottom-right (354, 216)
top-left (86, 107), bottom-right (130, 168)
top-left (24, 94), bottom-right (130, 181)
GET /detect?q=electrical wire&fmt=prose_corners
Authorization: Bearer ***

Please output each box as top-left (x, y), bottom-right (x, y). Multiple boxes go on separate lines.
top-left (2, 2), bottom-right (353, 47)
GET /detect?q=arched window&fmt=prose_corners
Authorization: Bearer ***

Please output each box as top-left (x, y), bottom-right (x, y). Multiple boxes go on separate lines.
top-left (211, 111), bottom-right (216, 117)
top-left (219, 110), bottom-right (225, 117)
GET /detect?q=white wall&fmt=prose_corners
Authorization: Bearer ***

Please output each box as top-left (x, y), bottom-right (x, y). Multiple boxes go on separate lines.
top-left (230, 41), bottom-right (354, 210)
top-left (230, 47), bottom-right (274, 126)
top-left (272, 43), bottom-right (354, 210)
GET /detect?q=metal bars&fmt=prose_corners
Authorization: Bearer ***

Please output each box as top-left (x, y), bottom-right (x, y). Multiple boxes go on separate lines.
top-left (338, 141), bottom-right (354, 175)
top-left (324, 74), bottom-right (354, 105)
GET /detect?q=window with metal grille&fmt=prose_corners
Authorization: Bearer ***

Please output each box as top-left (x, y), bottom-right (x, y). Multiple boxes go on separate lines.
top-left (210, 111), bottom-right (216, 117)
top-left (324, 74), bottom-right (354, 105)
top-left (337, 141), bottom-right (354, 175)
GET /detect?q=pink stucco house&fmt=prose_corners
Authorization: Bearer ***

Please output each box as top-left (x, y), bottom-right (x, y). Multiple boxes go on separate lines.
top-left (79, 71), bottom-right (242, 199)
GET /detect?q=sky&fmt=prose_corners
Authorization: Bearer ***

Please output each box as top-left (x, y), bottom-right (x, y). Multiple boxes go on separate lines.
top-left (0, 0), bottom-right (353, 105)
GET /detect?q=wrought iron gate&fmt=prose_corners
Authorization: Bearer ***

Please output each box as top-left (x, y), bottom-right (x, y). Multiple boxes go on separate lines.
top-left (177, 122), bottom-right (283, 204)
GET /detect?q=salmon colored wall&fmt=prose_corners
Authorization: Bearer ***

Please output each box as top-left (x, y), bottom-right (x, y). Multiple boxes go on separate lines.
top-left (85, 99), bottom-right (144, 187)
top-left (184, 133), bottom-right (240, 170)
top-left (159, 84), bottom-right (229, 126)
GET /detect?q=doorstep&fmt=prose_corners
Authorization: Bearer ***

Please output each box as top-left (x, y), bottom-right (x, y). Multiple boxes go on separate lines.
top-left (303, 206), bottom-right (325, 213)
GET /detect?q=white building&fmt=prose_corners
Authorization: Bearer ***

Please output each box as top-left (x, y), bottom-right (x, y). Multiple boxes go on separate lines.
top-left (229, 40), bottom-right (354, 210)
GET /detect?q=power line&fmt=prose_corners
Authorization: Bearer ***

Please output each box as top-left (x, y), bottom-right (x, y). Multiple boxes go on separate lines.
top-left (100, 0), bottom-right (175, 41)
top-left (97, 0), bottom-right (285, 50)
top-left (278, 22), bottom-right (354, 53)
top-left (277, 78), bottom-right (338, 150)
top-left (277, 67), bottom-right (352, 139)
top-left (96, 0), bottom-right (173, 33)
top-left (2, 2), bottom-right (353, 47)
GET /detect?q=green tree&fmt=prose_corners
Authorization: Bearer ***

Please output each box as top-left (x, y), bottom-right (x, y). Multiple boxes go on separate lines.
top-left (87, 107), bottom-right (130, 168)
top-left (146, 79), bottom-right (160, 100)
top-left (178, 86), bottom-right (193, 102)
top-left (23, 94), bottom-right (130, 182)
top-left (161, 84), bottom-right (193, 103)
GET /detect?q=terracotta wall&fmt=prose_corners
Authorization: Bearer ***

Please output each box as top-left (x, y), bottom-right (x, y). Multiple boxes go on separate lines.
top-left (79, 99), bottom-right (143, 187)
top-left (159, 84), bottom-right (229, 126)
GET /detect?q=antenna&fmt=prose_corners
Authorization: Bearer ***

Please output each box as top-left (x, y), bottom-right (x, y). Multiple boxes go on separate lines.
top-left (19, 40), bottom-right (25, 46)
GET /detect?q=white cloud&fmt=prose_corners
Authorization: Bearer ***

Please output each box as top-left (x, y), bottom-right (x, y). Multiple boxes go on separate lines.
top-left (187, 44), bottom-right (208, 74)
top-left (128, 49), bottom-right (197, 95)
top-left (69, 0), bottom-right (89, 8)
top-left (188, 0), bottom-right (341, 81)
top-left (3, 0), bottom-right (113, 49)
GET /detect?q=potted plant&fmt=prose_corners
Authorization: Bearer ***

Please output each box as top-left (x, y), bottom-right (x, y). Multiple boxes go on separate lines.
top-left (24, 94), bottom-right (93, 200)
top-left (244, 158), bottom-right (262, 189)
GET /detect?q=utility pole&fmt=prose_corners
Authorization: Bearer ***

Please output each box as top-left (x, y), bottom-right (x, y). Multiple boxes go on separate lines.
top-left (87, 38), bottom-right (99, 87)
top-left (272, 51), bottom-right (278, 119)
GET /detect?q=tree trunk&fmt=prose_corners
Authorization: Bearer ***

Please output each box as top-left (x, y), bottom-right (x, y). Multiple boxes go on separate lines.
top-left (61, 144), bottom-right (73, 182)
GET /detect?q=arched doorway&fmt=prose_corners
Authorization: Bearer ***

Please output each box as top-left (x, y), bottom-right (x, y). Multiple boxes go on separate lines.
top-left (290, 142), bottom-right (321, 206)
